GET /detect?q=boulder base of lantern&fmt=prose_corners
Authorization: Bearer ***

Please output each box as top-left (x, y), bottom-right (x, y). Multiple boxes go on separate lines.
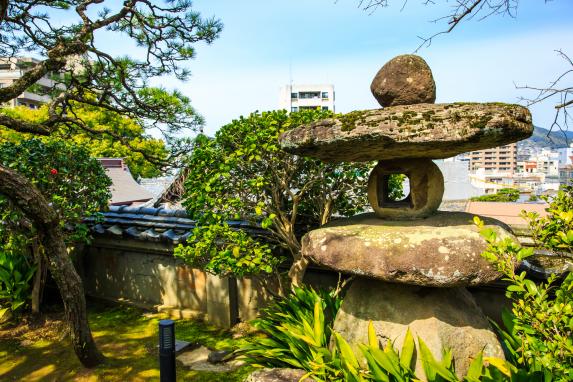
top-left (331, 279), bottom-right (505, 379)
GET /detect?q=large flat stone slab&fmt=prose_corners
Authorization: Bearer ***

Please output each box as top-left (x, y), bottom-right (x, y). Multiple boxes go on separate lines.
top-left (301, 212), bottom-right (516, 287)
top-left (177, 346), bottom-right (240, 372)
top-left (333, 279), bottom-right (505, 380)
top-left (279, 103), bottom-right (532, 162)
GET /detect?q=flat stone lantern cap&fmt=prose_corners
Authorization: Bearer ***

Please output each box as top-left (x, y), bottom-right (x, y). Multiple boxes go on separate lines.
top-left (279, 103), bottom-right (533, 162)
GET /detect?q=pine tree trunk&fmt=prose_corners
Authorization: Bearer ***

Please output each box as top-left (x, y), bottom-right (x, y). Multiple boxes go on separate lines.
top-left (0, 164), bottom-right (104, 367)
top-left (31, 240), bottom-right (47, 315)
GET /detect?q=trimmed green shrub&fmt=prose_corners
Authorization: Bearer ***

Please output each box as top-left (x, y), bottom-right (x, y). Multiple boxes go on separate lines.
top-left (470, 188), bottom-right (520, 202)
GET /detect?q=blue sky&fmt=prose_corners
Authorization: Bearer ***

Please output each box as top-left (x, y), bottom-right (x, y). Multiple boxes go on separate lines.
top-left (174, 0), bottom-right (573, 135)
top-left (56, 1), bottom-right (573, 136)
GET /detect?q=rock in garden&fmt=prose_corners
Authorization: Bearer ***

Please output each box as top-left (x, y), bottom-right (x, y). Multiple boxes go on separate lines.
top-left (332, 279), bottom-right (505, 379)
top-left (371, 54), bottom-right (436, 107)
top-left (177, 346), bottom-right (239, 372)
top-left (278, 103), bottom-right (533, 162)
top-left (208, 349), bottom-right (234, 363)
top-left (245, 368), bottom-right (314, 382)
top-left (301, 212), bottom-right (516, 287)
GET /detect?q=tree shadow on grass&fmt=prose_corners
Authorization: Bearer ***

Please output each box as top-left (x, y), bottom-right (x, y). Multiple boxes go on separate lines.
top-left (0, 303), bottom-right (253, 381)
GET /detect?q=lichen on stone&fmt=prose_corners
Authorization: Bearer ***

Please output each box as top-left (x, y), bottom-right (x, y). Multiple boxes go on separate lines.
top-left (339, 110), bottom-right (369, 131)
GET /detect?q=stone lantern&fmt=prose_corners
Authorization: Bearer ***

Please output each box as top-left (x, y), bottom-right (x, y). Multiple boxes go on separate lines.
top-left (279, 54), bottom-right (533, 378)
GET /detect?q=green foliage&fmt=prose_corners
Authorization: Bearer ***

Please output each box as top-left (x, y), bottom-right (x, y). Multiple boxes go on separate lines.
top-left (1, 105), bottom-right (168, 178)
top-left (524, 184), bottom-right (573, 254)
top-left (0, 139), bottom-right (111, 244)
top-left (0, 243), bottom-right (36, 319)
top-left (239, 282), bottom-right (560, 381)
top-left (0, 139), bottom-right (111, 318)
top-left (176, 109), bottom-right (398, 279)
top-left (329, 322), bottom-right (548, 382)
top-left (353, 324), bottom-right (417, 382)
top-left (470, 188), bottom-right (520, 203)
top-left (476, 213), bottom-right (573, 380)
top-left (177, 223), bottom-right (280, 277)
top-left (240, 285), bottom-right (342, 377)
top-left (240, 287), bottom-right (480, 381)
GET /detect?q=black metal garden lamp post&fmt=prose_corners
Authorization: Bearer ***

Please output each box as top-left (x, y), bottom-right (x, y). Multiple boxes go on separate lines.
top-left (159, 319), bottom-right (176, 382)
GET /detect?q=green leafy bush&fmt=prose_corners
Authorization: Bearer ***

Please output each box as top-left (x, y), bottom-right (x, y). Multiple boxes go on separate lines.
top-left (241, 286), bottom-right (502, 381)
top-left (176, 109), bottom-right (397, 284)
top-left (241, 285), bottom-right (342, 378)
top-left (0, 139), bottom-right (112, 319)
top-left (524, 184), bottom-right (573, 255)
top-left (0, 139), bottom-right (111, 244)
top-left (476, 188), bottom-right (573, 380)
top-left (470, 188), bottom-right (520, 202)
top-left (0, 250), bottom-right (35, 320)
top-left (332, 322), bottom-right (495, 382)
top-left (241, 284), bottom-right (554, 381)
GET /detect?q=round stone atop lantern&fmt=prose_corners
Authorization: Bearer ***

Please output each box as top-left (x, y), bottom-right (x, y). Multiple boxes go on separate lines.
top-left (370, 54), bottom-right (436, 107)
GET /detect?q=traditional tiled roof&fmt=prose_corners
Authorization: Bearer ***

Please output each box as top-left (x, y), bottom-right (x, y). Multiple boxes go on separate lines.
top-left (97, 158), bottom-right (154, 205)
top-left (85, 205), bottom-right (269, 245)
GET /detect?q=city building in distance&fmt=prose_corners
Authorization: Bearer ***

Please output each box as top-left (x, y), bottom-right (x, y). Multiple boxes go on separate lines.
top-left (279, 84), bottom-right (335, 113)
top-left (468, 143), bottom-right (518, 173)
top-left (0, 57), bottom-right (56, 109)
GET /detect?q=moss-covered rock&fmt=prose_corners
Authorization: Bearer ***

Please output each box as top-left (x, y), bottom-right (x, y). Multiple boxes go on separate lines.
top-left (278, 103), bottom-right (533, 162)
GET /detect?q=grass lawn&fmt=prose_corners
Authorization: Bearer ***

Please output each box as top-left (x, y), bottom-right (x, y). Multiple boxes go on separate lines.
top-left (0, 302), bottom-right (255, 381)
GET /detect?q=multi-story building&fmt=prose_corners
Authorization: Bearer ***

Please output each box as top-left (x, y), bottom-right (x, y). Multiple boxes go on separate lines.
top-left (560, 165), bottom-right (573, 185)
top-left (0, 57), bottom-right (56, 109)
top-left (468, 168), bottom-right (516, 194)
top-left (557, 143), bottom-right (573, 167)
top-left (279, 84), bottom-right (335, 113)
top-left (468, 143), bottom-right (518, 173)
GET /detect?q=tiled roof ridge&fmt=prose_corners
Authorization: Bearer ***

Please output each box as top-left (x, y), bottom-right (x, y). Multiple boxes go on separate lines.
top-left (108, 205), bottom-right (191, 218)
top-left (84, 205), bottom-right (270, 245)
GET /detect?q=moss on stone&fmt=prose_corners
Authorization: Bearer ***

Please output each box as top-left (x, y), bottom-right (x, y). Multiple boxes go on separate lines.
top-left (422, 110), bottom-right (435, 121)
top-left (339, 110), bottom-right (368, 131)
top-left (470, 115), bottom-right (493, 130)
top-left (450, 112), bottom-right (462, 123)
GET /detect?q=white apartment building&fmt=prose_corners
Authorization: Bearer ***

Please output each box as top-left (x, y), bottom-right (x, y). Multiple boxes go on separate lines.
top-left (279, 84), bottom-right (335, 113)
top-left (434, 160), bottom-right (481, 200)
top-left (469, 168), bottom-right (516, 194)
top-left (517, 148), bottom-right (560, 177)
top-left (558, 143), bottom-right (573, 167)
top-left (0, 57), bottom-right (56, 109)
